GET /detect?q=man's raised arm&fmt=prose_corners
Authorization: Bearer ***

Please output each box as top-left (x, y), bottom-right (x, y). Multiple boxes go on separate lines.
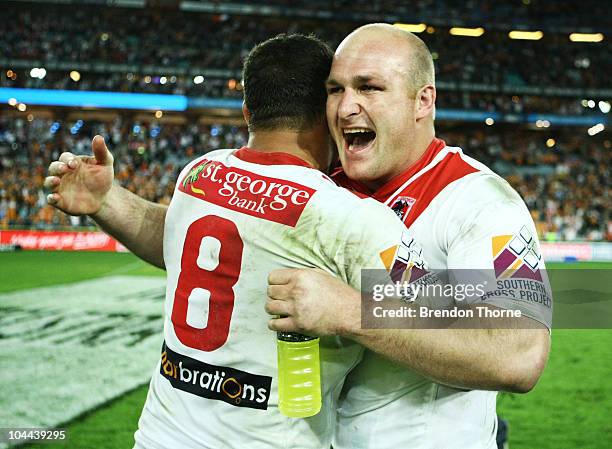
top-left (45, 135), bottom-right (167, 269)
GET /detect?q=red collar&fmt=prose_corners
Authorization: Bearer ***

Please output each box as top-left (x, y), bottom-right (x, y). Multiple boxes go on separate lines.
top-left (372, 138), bottom-right (446, 201)
top-left (233, 147), bottom-right (314, 168)
top-left (331, 138), bottom-right (446, 200)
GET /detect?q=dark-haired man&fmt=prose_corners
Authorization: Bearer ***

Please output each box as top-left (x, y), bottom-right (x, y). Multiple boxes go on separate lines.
top-left (45, 34), bottom-right (421, 448)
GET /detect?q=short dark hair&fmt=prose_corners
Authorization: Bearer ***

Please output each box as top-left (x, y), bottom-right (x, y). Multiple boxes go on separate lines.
top-left (242, 33), bottom-right (333, 132)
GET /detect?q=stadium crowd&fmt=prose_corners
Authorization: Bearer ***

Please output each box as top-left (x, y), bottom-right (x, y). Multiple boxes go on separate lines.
top-left (3, 66), bottom-right (601, 117)
top-left (1, 116), bottom-right (609, 241)
top-left (237, 0), bottom-right (609, 29)
top-left (2, 2), bottom-right (610, 91)
top-left (1, 1), bottom-right (609, 242)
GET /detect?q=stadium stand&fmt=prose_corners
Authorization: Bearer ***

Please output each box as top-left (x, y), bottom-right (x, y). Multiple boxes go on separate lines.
top-left (0, 0), bottom-right (610, 241)
top-left (2, 2), bottom-right (610, 89)
top-left (1, 115), bottom-right (609, 241)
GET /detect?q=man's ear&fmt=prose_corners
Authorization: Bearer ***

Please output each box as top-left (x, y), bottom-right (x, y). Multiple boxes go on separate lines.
top-left (242, 102), bottom-right (251, 125)
top-left (415, 85), bottom-right (436, 120)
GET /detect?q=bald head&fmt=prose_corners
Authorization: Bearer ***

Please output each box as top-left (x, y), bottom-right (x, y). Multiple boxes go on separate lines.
top-left (337, 23), bottom-right (435, 94)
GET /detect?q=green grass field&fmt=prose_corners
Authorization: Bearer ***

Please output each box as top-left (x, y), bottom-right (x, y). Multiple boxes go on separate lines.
top-left (2, 251), bottom-right (611, 448)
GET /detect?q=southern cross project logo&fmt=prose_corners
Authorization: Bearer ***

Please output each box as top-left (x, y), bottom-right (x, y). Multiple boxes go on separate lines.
top-left (492, 226), bottom-right (542, 281)
top-left (379, 231), bottom-right (429, 284)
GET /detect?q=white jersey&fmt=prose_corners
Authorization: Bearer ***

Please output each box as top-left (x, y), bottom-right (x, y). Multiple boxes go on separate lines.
top-left (134, 147), bottom-right (417, 449)
top-left (333, 138), bottom-right (552, 449)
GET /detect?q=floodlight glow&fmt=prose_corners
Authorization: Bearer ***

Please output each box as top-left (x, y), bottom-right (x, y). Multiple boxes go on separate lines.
top-left (599, 101), bottom-right (611, 114)
top-left (450, 27), bottom-right (484, 37)
top-left (569, 33), bottom-right (604, 43)
top-left (393, 23), bottom-right (427, 33)
top-left (30, 68), bottom-right (46, 79)
top-left (536, 120), bottom-right (551, 128)
top-left (587, 124), bottom-right (604, 136)
top-left (509, 30), bottom-right (543, 40)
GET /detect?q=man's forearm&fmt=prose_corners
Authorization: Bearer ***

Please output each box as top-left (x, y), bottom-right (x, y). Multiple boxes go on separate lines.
top-left (345, 301), bottom-right (550, 392)
top-left (92, 183), bottom-right (167, 269)
top-left (266, 269), bottom-right (550, 392)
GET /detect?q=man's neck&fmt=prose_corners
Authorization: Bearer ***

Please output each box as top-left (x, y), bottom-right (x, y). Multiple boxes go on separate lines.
top-left (365, 126), bottom-right (436, 191)
top-left (246, 125), bottom-right (330, 172)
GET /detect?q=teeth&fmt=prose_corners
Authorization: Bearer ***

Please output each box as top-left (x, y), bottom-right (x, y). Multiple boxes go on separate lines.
top-left (343, 128), bottom-right (372, 134)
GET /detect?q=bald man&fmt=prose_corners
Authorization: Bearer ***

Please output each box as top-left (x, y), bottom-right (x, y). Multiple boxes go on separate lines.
top-left (266, 24), bottom-right (552, 449)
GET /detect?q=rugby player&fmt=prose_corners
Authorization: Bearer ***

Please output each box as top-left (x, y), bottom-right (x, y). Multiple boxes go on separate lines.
top-left (266, 24), bottom-right (552, 449)
top-left (45, 34), bottom-right (425, 448)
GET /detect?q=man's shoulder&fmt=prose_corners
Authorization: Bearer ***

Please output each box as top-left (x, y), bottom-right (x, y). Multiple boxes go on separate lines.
top-left (449, 167), bottom-right (523, 208)
top-left (424, 145), bottom-right (522, 207)
top-left (178, 148), bottom-right (234, 175)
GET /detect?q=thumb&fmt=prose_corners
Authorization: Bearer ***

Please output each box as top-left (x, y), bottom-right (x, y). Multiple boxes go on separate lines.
top-left (91, 135), bottom-right (114, 166)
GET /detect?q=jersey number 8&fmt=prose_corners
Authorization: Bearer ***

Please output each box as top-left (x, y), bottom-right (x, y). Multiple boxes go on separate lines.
top-left (171, 215), bottom-right (244, 351)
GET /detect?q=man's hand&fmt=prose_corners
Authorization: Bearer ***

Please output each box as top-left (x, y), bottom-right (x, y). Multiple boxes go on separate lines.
top-left (44, 135), bottom-right (114, 216)
top-left (266, 268), bottom-right (361, 336)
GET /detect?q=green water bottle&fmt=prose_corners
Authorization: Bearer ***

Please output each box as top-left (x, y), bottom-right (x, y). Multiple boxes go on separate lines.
top-left (277, 332), bottom-right (322, 418)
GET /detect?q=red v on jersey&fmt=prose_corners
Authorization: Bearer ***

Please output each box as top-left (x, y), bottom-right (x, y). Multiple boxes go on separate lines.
top-left (178, 158), bottom-right (315, 227)
top-left (333, 138), bottom-right (479, 227)
top-left (382, 147), bottom-right (478, 227)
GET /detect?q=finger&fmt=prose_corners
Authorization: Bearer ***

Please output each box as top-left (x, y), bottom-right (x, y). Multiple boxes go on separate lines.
top-left (48, 161), bottom-right (69, 176)
top-left (268, 316), bottom-right (297, 333)
top-left (266, 284), bottom-right (292, 300)
top-left (76, 153), bottom-right (95, 162)
top-left (43, 176), bottom-right (60, 192)
top-left (58, 152), bottom-right (78, 168)
top-left (92, 135), bottom-right (114, 166)
top-left (46, 193), bottom-right (61, 206)
top-left (264, 299), bottom-right (291, 316)
top-left (268, 268), bottom-right (300, 286)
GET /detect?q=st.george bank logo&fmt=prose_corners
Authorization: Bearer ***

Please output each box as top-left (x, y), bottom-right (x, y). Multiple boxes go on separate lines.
top-left (179, 159), bottom-right (315, 227)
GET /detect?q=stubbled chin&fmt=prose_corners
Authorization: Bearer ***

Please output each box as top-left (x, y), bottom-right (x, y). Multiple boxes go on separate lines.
top-left (343, 161), bottom-right (376, 185)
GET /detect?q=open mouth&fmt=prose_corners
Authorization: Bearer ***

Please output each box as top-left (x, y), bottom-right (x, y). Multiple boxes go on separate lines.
top-left (343, 128), bottom-right (376, 153)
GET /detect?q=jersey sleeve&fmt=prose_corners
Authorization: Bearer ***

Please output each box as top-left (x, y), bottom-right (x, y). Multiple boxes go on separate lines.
top-left (446, 175), bottom-right (553, 329)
